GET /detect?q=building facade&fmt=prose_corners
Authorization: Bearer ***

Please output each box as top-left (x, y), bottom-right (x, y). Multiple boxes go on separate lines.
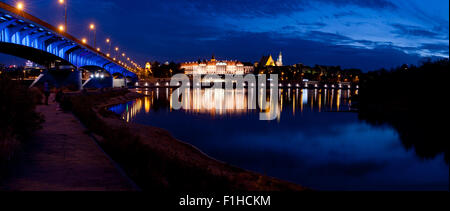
top-left (181, 55), bottom-right (254, 75)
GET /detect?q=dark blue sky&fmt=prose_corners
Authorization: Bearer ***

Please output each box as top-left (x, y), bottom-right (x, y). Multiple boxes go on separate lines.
top-left (1, 0), bottom-right (448, 70)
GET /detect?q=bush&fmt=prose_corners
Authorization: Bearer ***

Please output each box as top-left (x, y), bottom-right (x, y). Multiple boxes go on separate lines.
top-left (0, 76), bottom-right (44, 162)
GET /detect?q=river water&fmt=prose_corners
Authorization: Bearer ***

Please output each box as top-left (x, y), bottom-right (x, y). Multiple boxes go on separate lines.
top-left (109, 88), bottom-right (448, 190)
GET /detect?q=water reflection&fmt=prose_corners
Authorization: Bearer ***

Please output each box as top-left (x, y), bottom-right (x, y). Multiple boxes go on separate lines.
top-left (109, 88), bottom-right (355, 122)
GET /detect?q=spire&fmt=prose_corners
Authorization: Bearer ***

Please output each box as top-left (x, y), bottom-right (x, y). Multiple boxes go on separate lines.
top-left (276, 51), bottom-right (283, 66)
top-left (211, 53), bottom-right (216, 62)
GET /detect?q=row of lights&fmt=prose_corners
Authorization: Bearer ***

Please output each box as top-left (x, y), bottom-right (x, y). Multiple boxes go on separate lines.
top-left (15, 1), bottom-right (142, 72)
top-left (135, 82), bottom-right (359, 89)
top-left (90, 73), bottom-right (105, 79)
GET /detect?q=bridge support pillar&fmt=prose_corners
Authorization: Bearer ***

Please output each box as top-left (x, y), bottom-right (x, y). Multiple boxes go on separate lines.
top-left (82, 76), bottom-right (113, 89)
top-left (30, 68), bottom-right (82, 91)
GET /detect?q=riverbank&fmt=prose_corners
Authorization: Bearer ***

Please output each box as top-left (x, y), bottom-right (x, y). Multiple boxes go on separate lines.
top-left (62, 89), bottom-right (305, 191)
top-left (0, 93), bottom-right (137, 191)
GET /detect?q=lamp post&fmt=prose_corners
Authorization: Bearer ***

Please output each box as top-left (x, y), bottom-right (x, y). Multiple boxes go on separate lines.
top-left (106, 38), bottom-right (111, 54)
top-left (58, 0), bottom-right (68, 32)
top-left (89, 24), bottom-right (96, 48)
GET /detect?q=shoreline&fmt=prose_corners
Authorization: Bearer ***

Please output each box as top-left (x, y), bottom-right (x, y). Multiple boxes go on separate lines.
top-left (89, 89), bottom-right (306, 191)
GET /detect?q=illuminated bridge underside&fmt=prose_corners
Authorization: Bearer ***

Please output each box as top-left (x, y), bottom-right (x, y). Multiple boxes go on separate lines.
top-left (0, 2), bottom-right (136, 78)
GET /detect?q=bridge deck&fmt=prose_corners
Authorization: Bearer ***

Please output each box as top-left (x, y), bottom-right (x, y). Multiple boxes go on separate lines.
top-left (1, 94), bottom-right (137, 191)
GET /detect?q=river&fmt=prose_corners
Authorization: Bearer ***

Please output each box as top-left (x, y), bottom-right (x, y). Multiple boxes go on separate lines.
top-left (109, 88), bottom-right (448, 190)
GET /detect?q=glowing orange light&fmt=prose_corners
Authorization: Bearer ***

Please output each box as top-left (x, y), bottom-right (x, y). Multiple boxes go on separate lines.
top-left (17, 2), bottom-right (24, 10)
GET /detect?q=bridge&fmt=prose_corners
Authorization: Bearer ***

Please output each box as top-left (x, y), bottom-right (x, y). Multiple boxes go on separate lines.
top-left (0, 2), bottom-right (138, 89)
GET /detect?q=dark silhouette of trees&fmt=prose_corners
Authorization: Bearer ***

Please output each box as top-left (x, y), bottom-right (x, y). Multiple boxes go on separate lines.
top-left (150, 61), bottom-right (181, 78)
top-left (254, 64), bottom-right (362, 84)
top-left (355, 58), bottom-right (449, 164)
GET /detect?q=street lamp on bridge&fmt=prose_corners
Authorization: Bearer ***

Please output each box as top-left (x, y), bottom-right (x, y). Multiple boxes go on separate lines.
top-left (58, 0), bottom-right (68, 32)
top-left (58, 24), bottom-right (65, 32)
top-left (106, 38), bottom-right (111, 54)
top-left (89, 23), bottom-right (96, 48)
top-left (16, 2), bottom-right (24, 11)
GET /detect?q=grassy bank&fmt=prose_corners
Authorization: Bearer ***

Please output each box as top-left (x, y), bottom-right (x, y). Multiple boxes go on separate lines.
top-left (61, 89), bottom-right (304, 191)
top-left (0, 76), bottom-right (43, 169)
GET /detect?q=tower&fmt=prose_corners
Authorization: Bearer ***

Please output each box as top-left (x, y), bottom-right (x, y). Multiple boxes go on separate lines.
top-left (261, 55), bottom-right (275, 67)
top-left (145, 62), bottom-right (151, 70)
top-left (276, 51), bottom-right (283, 66)
top-left (143, 62), bottom-right (152, 78)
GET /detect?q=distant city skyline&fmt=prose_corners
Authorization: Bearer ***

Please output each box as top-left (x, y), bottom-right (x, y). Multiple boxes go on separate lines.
top-left (0, 0), bottom-right (448, 71)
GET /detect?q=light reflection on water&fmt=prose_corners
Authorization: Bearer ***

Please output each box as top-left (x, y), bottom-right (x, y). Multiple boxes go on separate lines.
top-left (109, 88), bottom-right (448, 190)
top-left (112, 88), bottom-right (355, 123)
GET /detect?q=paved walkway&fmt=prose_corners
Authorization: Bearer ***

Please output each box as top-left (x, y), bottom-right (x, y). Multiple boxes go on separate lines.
top-left (1, 94), bottom-right (136, 191)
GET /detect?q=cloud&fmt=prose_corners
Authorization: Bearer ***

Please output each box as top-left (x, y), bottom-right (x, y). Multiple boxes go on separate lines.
top-left (168, 0), bottom-right (306, 18)
top-left (420, 43), bottom-right (449, 55)
top-left (391, 23), bottom-right (443, 39)
top-left (333, 11), bottom-right (359, 18)
top-left (305, 31), bottom-right (354, 44)
top-left (281, 21), bottom-right (327, 31)
top-left (150, 0), bottom-right (397, 19)
top-left (295, 21), bottom-right (327, 28)
top-left (323, 0), bottom-right (397, 10)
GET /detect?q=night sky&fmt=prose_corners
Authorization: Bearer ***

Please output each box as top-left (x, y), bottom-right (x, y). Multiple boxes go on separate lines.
top-left (1, 0), bottom-right (448, 71)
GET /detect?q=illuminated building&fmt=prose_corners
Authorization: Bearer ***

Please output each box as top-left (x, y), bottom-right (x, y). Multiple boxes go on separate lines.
top-left (145, 62), bottom-right (152, 73)
top-left (25, 60), bottom-right (36, 68)
top-left (181, 55), bottom-right (254, 75)
top-left (260, 55), bottom-right (276, 67)
top-left (260, 51), bottom-right (283, 67)
top-left (276, 52), bottom-right (283, 66)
